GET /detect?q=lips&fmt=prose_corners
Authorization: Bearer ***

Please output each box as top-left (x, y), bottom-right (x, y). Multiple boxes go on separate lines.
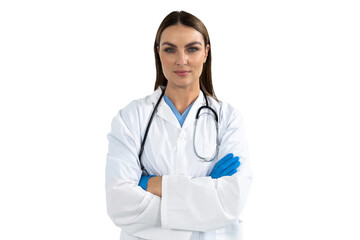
top-left (174, 70), bottom-right (191, 77)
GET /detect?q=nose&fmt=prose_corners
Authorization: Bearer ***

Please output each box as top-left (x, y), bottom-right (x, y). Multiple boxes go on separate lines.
top-left (176, 51), bottom-right (187, 66)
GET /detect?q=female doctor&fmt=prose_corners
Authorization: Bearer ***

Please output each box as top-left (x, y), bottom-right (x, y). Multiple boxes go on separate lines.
top-left (106, 11), bottom-right (252, 240)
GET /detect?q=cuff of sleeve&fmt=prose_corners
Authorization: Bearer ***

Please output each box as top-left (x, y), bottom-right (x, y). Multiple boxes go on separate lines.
top-left (161, 175), bottom-right (169, 228)
top-left (139, 174), bottom-right (155, 190)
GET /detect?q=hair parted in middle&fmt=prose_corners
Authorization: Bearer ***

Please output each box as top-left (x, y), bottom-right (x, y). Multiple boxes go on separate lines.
top-left (153, 11), bottom-right (217, 101)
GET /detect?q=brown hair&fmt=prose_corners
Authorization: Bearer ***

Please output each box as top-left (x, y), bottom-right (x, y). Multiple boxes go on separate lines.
top-left (153, 11), bottom-right (217, 101)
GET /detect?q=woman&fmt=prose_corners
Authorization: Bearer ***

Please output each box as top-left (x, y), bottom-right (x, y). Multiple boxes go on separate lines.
top-left (106, 11), bottom-right (252, 240)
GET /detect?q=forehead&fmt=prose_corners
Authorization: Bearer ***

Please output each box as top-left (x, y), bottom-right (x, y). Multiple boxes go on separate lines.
top-left (160, 24), bottom-right (204, 45)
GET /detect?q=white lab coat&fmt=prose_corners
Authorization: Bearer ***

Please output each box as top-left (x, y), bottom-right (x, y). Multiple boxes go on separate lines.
top-left (105, 87), bottom-right (252, 240)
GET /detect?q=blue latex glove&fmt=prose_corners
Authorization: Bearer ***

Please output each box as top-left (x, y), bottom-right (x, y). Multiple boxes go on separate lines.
top-left (210, 153), bottom-right (240, 179)
top-left (138, 173), bottom-right (155, 191)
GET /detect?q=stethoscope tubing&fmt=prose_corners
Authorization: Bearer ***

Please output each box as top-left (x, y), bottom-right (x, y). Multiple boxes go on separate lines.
top-left (138, 87), bottom-right (218, 174)
top-left (138, 89), bottom-right (165, 174)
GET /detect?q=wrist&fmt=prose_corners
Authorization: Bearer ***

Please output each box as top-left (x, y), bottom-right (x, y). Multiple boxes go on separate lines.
top-left (139, 174), bottom-right (155, 190)
top-left (147, 176), bottom-right (162, 197)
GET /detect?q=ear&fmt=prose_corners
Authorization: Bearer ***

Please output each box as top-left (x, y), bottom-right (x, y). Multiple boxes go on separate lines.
top-left (157, 45), bottom-right (160, 54)
top-left (204, 44), bottom-right (210, 63)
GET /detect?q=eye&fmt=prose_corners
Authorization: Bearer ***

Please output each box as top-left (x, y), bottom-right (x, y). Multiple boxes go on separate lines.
top-left (164, 48), bottom-right (175, 53)
top-left (188, 47), bottom-right (199, 53)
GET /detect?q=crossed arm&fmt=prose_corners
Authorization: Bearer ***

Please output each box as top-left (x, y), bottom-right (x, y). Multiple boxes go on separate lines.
top-left (140, 153), bottom-right (241, 197)
top-left (106, 106), bottom-right (252, 237)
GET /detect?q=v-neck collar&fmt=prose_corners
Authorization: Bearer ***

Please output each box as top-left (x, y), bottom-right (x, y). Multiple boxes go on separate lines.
top-left (150, 87), bottom-right (206, 129)
top-left (163, 95), bottom-right (194, 127)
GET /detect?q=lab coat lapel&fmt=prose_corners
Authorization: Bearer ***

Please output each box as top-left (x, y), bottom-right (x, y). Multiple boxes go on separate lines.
top-left (150, 87), bottom-right (180, 129)
top-left (181, 90), bottom-right (206, 129)
top-left (150, 87), bottom-right (207, 129)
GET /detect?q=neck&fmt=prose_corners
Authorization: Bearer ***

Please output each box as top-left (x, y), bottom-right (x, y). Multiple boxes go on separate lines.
top-left (164, 83), bottom-right (200, 115)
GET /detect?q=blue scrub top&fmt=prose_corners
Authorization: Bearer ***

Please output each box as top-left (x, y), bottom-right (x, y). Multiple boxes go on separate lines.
top-left (164, 95), bottom-right (194, 127)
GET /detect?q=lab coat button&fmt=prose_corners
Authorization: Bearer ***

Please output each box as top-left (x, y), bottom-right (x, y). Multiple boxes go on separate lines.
top-left (179, 132), bottom-right (186, 139)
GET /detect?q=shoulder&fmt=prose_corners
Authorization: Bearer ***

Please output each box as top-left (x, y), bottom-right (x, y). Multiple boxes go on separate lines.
top-left (208, 97), bottom-right (244, 128)
top-left (119, 88), bottom-right (164, 122)
top-left (119, 97), bottom-right (149, 125)
top-left (120, 87), bottom-right (164, 117)
top-left (111, 88), bottom-right (162, 137)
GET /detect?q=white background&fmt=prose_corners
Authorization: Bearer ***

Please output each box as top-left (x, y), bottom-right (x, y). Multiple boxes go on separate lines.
top-left (1, 0), bottom-right (359, 239)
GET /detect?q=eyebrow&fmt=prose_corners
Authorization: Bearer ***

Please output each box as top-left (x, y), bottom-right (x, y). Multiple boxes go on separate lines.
top-left (161, 41), bottom-right (203, 48)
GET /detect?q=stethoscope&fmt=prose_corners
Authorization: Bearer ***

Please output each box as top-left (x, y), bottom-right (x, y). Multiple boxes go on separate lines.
top-left (138, 87), bottom-right (219, 175)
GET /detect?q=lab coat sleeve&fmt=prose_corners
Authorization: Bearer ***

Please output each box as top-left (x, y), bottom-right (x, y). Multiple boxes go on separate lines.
top-left (161, 105), bottom-right (252, 232)
top-left (105, 111), bottom-right (192, 240)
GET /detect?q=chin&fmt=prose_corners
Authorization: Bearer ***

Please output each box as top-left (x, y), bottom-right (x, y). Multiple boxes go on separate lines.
top-left (173, 81), bottom-right (198, 90)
